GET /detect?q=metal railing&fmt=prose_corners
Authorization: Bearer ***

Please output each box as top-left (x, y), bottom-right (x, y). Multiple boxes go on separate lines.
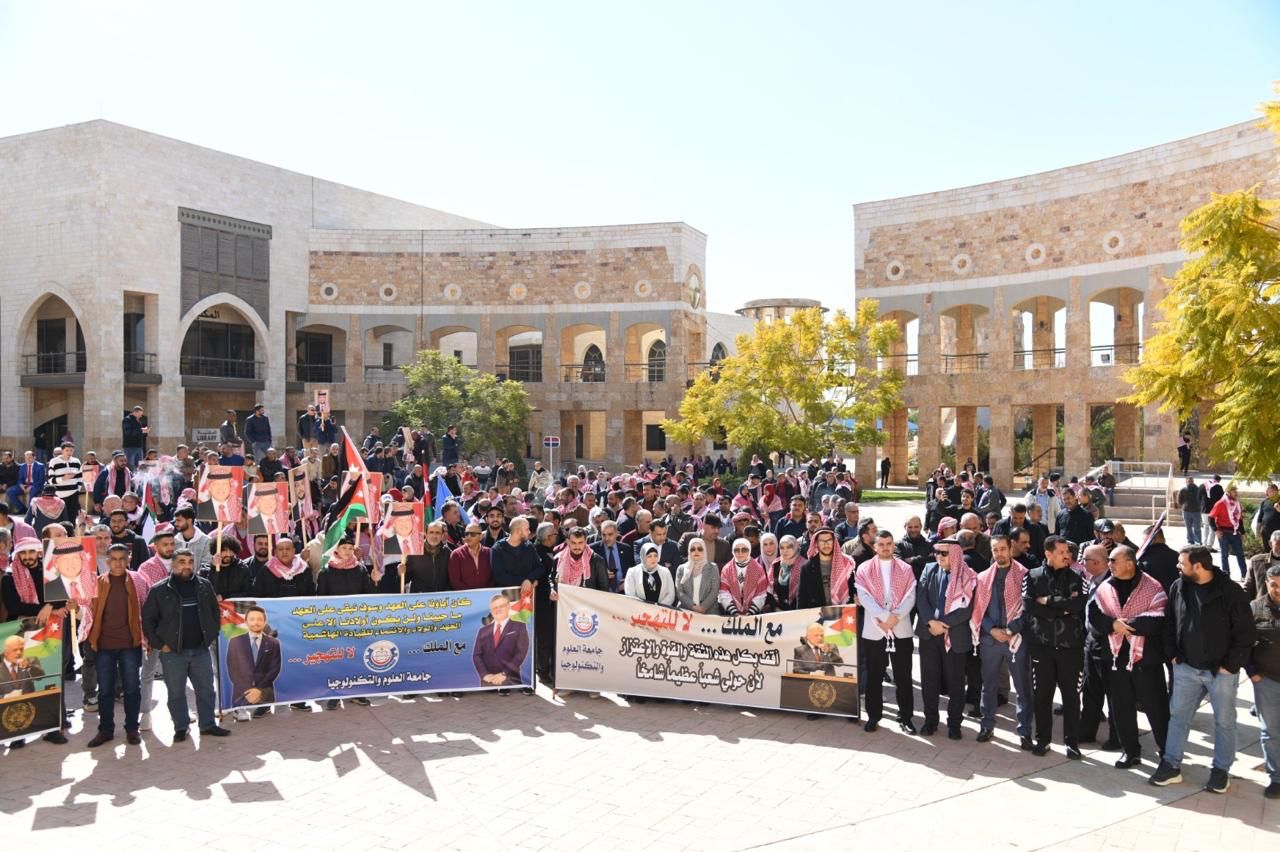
top-left (123, 352), bottom-right (157, 374)
top-left (1088, 459), bottom-right (1173, 521)
top-left (179, 355), bottom-right (263, 380)
top-left (1013, 348), bottom-right (1066, 370)
top-left (882, 353), bottom-right (919, 376)
top-left (941, 352), bottom-right (991, 374)
top-left (287, 363), bottom-right (347, 383)
top-left (624, 362), bottom-right (666, 382)
top-left (495, 363), bottom-right (542, 383)
top-left (1091, 343), bottom-right (1143, 366)
top-left (23, 351), bottom-right (86, 375)
top-left (364, 365), bottom-right (408, 383)
top-left (561, 362), bottom-right (606, 383)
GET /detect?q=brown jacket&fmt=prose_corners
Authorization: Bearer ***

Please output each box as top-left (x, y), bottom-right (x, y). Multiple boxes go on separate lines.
top-left (88, 571), bottom-right (147, 651)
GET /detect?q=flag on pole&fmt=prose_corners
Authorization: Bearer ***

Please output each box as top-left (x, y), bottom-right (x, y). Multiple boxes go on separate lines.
top-left (434, 475), bottom-right (452, 522)
top-left (1135, 511), bottom-right (1166, 561)
top-left (138, 479), bottom-right (158, 543)
top-left (322, 470), bottom-right (371, 558)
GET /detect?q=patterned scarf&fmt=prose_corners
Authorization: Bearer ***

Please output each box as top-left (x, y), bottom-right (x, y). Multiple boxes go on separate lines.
top-left (1094, 572), bottom-right (1167, 670)
top-left (107, 463), bottom-right (132, 497)
top-left (970, 559), bottom-right (1028, 651)
top-left (8, 553), bottom-right (40, 605)
top-left (268, 555), bottom-right (310, 579)
top-left (941, 545), bottom-right (978, 651)
top-left (324, 552), bottom-right (361, 571)
top-left (137, 555), bottom-right (172, 588)
top-left (721, 559), bottom-right (769, 613)
top-left (808, 532), bottom-right (856, 605)
top-left (556, 546), bottom-right (594, 588)
top-left (31, 496), bottom-right (65, 520)
top-left (855, 555), bottom-right (916, 611)
top-left (1220, 495), bottom-right (1243, 531)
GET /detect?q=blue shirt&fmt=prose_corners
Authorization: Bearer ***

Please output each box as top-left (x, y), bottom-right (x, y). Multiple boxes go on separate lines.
top-left (934, 570), bottom-right (950, 620)
top-left (980, 568), bottom-right (1008, 632)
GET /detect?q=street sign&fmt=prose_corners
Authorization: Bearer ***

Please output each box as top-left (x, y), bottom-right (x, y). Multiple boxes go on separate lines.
top-left (192, 428), bottom-right (220, 444)
top-left (543, 436), bottom-right (561, 448)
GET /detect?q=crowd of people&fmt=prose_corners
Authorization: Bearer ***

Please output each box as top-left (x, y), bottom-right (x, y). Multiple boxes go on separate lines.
top-left (1, 411), bottom-right (1277, 801)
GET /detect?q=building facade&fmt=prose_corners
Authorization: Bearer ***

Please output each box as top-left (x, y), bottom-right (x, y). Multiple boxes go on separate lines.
top-left (853, 119), bottom-right (1279, 488)
top-left (0, 121), bottom-right (741, 466)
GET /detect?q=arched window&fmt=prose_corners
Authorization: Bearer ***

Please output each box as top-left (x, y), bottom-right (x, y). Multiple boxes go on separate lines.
top-left (710, 342), bottom-right (728, 366)
top-left (582, 343), bottom-right (605, 382)
top-left (647, 340), bottom-right (666, 383)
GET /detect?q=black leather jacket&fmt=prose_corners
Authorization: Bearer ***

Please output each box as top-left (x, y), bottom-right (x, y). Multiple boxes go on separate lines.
top-left (1022, 565), bottom-right (1086, 649)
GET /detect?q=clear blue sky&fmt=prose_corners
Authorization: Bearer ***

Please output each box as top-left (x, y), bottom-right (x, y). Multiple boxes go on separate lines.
top-left (1, 1), bottom-right (1276, 312)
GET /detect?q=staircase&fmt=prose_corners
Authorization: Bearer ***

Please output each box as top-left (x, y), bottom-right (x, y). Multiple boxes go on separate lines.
top-left (1090, 460), bottom-right (1175, 529)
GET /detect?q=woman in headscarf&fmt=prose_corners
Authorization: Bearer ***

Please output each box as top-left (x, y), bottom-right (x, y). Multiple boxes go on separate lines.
top-left (731, 485), bottom-right (758, 521)
top-left (758, 484), bottom-right (784, 527)
top-left (675, 538), bottom-right (718, 613)
top-left (719, 538), bottom-right (770, 616)
top-left (623, 542), bottom-right (675, 605)
top-left (772, 535), bottom-right (805, 610)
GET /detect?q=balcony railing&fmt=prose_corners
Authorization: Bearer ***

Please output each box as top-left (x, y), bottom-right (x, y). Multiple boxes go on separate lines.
top-left (24, 351), bottom-right (86, 375)
top-left (180, 355), bottom-right (263, 380)
top-left (624, 362), bottom-right (666, 382)
top-left (364, 365), bottom-right (408, 384)
top-left (287, 363), bottom-right (347, 383)
top-left (941, 352), bottom-right (990, 374)
top-left (882, 353), bottom-right (920, 376)
top-left (1091, 343), bottom-right (1142, 366)
top-left (1013, 348), bottom-right (1066, 370)
top-left (561, 362), bottom-right (606, 383)
top-left (124, 352), bottom-right (157, 374)
top-left (495, 363), bottom-right (542, 383)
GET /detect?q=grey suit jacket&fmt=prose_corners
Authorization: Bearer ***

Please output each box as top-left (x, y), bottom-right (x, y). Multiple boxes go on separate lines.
top-left (675, 564), bottom-right (720, 612)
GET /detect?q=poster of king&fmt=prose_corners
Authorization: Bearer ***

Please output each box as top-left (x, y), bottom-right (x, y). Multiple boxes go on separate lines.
top-left (0, 617), bottom-right (64, 745)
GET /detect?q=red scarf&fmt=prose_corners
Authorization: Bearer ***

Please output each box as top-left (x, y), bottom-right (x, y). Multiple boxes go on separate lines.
top-left (107, 463), bottom-right (132, 497)
top-left (720, 560), bottom-right (769, 613)
top-left (7, 558), bottom-right (40, 605)
top-left (855, 556), bottom-right (916, 611)
top-left (970, 559), bottom-right (1028, 650)
top-left (941, 545), bottom-right (978, 651)
top-left (324, 553), bottom-right (361, 571)
top-left (1094, 572), bottom-right (1167, 670)
top-left (269, 556), bottom-right (310, 579)
top-left (807, 533), bottom-right (855, 605)
top-left (556, 546), bottom-right (593, 588)
top-left (31, 496), bottom-right (65, 520)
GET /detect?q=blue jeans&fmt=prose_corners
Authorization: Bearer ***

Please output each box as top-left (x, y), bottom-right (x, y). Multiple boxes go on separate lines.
top-left (95, 646), bottom-right (142, 734)
top-left (124, 447), bottom-right (144, 468)
top-left (160, 647), bottom-right (217, 733)
top-left (1217, 532), bottom-right (1247, 578)
top-left (1164, 662), bottom-right (1239, 771)
top-left (1254, 676), bottom-right (1280, 783)
top-left (5, 485), bottom-right (27, 514)
top-left (1182, 511), bottom-right (1202, 545)
top-left (250, 442), bottom-right (271, 462)
top-left (979, 636), bottom-right (1032, 737)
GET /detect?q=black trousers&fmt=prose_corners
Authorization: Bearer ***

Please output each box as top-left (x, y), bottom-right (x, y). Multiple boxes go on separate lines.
top-left (964, 651), bottom-right (982, 705)
top-left (1029, 643), bottom-right (1082, 746)
top-left (1107, 664), bottom-right (1169, 758)
top-left (1078, 647), bottom-right (1111, 740)
top-left (863, 636), bottom-right (914, 723)
top-left (919, 634), bottom-right (966, 728)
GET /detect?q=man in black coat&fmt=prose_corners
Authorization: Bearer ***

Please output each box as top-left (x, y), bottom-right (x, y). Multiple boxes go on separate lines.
top-left (1023, 535), bottom-right (1086, 758)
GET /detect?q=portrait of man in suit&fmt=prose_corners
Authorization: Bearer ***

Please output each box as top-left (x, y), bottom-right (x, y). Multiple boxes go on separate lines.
top-left (471, 594), bottom-right (529, 687)
top-left (0, 635), bottom-right (45, 698)
top-left (246, 483), bottom-right (288, 537)
top-left (225, 606), bottom-right (282, 707)
top-left (42, 537), bottom-right (94, 604)
top-left (792, 623), bottom-right (844, 676)
top-left (196, 466), bottom-right (243, 524)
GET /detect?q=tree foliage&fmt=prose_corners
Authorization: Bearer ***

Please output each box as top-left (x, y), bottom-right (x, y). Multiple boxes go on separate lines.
top-left (663, 303), bottom-right (904, 461)
top-left (388, 351), bottom-right (533, 464)
top-left (1124, 87), bottom-right (1280, 477)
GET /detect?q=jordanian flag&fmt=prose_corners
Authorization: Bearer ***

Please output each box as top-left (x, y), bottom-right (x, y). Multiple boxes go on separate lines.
top-left (322, 428), bottom-right (373, 558)
top-left (508, 588), bottom-right (535, 624)
top-left (219, 601), bottom-right (248, 641)
top-left (823, 607), bottom-right (858, 647)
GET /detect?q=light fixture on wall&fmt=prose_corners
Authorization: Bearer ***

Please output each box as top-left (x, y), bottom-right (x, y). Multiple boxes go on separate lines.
top-left (1037, 320), bottom-right (1047, 331)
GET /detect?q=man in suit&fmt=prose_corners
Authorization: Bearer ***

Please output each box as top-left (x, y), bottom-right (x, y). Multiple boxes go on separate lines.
top-left (225, 606), bottom-right (282, 713)
top-left (12, 450), bottom-right (45, 515)
top-left (472, 594), bottom-right (529, 687)
top-left (0, 635), bottom-right (45, 697)
top-left (197, 469), bottom-right (240, 524)
top-left (591, 520), bottom-right (636, 591)
top-left (632, 518), bottom-right (680, 575)
top-left (793, 624), bottom-right (844, 675)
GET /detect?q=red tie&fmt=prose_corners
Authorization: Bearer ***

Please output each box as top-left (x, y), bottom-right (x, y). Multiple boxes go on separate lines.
top-left (493, 624), bottom-right (501, 647)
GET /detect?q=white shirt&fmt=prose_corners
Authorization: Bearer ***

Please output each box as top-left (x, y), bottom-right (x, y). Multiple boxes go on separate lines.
top-left (855, 560), bottom-right (916, 641)
top-left (878, 558), bottom-right (895, 608)
top-left (691, 568), bottom-right (705, 604)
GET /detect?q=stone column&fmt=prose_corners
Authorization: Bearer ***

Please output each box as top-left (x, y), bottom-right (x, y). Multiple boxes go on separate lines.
top-left (264, 309), bottom-right (287, 452)
top-left (1065, 277), bottom-right (1089, 370)
top-left (543, 316), bottom-right (559, 384)
top-left (1140, 266), bottom-right (1178, 466)
top-left (888, 407), bottom-right (909, 486)
top-left (855, 444), bottom-right (878, 491)
top-left (1113, 403), bottom-right (1141, 461)
top-left (150, 293), bottom-right (184, 448)
top-left (917, 405), bottom-right (940, 486)
top-left (989, 402), bottom-right (1014, 491)
top-left (1032, 296), bottom-right (1055, 368)
top-left (954, 405), bottom-right (978, 471)
top-left (346, 316), bottom-right (364, 383)
top-left (1032, 404), bottom-right (1057, 473)
top-left (476, 315), bottom-right (496, 375)
top-left (81, 304), bottom-right (120, 453)
top-left (1064, 399), bottom-right (1092, 477)
top-left (918, 295), bottom-right (938, 376)
top-left (990, 288), bottom-right (1012, 371)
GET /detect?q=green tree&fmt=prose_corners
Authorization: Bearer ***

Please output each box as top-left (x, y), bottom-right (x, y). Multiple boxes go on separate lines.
top-left (388, 351), bottom-right (533, 465)
top-left (662, 303), bottom-right (904, 461)
top-left (1124, 88), bottom-right (1280, 478)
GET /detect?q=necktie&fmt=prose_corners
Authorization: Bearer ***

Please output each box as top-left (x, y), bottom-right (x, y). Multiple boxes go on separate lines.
top-left (493, 624), bottom-right (501, 647)
top-left (26, 466), bottom-right (31, 486)
top-left (252, 637), bottom-right (260, 664)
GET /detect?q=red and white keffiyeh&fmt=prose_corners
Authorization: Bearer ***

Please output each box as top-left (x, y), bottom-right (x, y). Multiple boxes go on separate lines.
top-left (107, 464), bottom-right (132, 497)
top-left (942, 545), bottom-right (978, 652)
top-left (719, 560), bottom-right (769, 613)
top-left (970, 559), bottom-right (1028, 650)
top-left (8, 538), bottom-right (42, 604)
top-left (855, 556), bottom-right (915, 611)
top-left (556, 546), bottom-right (594, 588)
top-left (269, 555), bottom-right (310, 579)
top-left (1094, 572), bottom-right (1167, 670)
top-left (807, 531), bottom-right (856, 605)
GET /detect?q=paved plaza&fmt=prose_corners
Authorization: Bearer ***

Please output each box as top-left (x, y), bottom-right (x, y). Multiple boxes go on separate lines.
top-left (2, 500), bottom-right (1277, 850)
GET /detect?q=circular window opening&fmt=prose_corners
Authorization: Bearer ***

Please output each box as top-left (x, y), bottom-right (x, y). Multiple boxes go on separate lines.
top-left (320, 283), bottom-right (338, 301)
top-left (951, 253), bottom-right (972, 274)
top-left (1103, 231), bottom-right (1125, 255)
top-left (379, 284), bottom-right (397, 302)
top-left (443, 284), bottom-right (462, 302)
top-left (886, 261), bottom-right (905, 281)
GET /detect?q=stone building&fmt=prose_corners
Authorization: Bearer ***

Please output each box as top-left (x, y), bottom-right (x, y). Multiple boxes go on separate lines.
top-left (0, 120), bottom-right (742, 466)
top-left (853, 119), bottom-right (1279, 488)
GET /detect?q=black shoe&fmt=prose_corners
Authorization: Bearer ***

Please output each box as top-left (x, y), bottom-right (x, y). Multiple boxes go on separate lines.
top-left (863, 720), bottom-right (879, 732)
top-left (1203, 768), bottom-right (1230, 794)
top-left (325, 699), bottom-right (340, 710)
top-left (521, 687), bottom-right (535, 696)
top-left (42, 730), bottom-right (68, 745)
top-left (805, 713), bottom-right (821, 720)
top-left (1032, 743), bottom-right (1049, 756)
top-left (252, 707), bottom-right (269, 718)
top-left (966, 706), bottom-right (981, 719)
top-left (1066, 746), bottom-right (1083, 760)
top-left (497, 689), bottom-right (512, 697)
top-left (290, 702), bottom-right (312, 712)
top-left (173, 730), bottom-right (188, 742)
top-left (87, 731), bottom-right (113, 747)
top-left (351, 697), bottom-right (371, 706)
top-left (899, 720), bottom-right (917, 735)
top-left (1020, 736), bottom-right (1033, 751)
top-left (1100, 737), bottom-right (1122, 752)
top-left (976, 729), bottom-right (993, 743)
top-left (200, 725), bottom-right (231, 737)
top-left (8, 740), bottom-right (23, 748)
top-left (921, 722), bottom-right (938, 736)
top-left (1265, 781), bottom-right (1280, 799)
top-left (996, 694), bottom-right (1009, 707)
top-left (1148, 760), bottom-right (1182, 786)
top-left (126, 731), bottom-right (141, 745)
top-left (883, 671), bottom-right (894, 684)
top-left (1114, 754), bottom-right (1141, 769)
top-left (1053, 705), bottom-right (1063, 715)
top-left (947, 726), bottom-right (962, 741)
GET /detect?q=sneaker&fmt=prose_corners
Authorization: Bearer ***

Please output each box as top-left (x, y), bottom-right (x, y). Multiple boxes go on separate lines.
top-left (1204, 768), bottom-right (1230, 794)
top-left (252, 707), bottom-right (269, 718)
top-left (1148, 761), bottom-right (1183, 786)
top-left (83, 700), bottom-right (99, 713)
top-left (234, 709), bottom-right (251, 722)
top-left (290, 702), bottom-right (312, 712)
top-left (139, 713), bottom-right (152, 731)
